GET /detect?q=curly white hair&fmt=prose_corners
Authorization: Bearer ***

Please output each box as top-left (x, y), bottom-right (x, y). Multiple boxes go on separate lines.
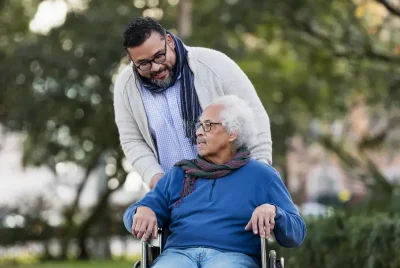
top-left (210, 95), bottom-right (258, 149)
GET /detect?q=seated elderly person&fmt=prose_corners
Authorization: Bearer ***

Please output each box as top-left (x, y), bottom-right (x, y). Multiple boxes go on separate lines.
top-left (123, 95), bottom-right (306, 268)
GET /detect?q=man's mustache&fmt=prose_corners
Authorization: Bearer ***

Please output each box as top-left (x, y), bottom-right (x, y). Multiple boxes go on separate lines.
top-left (150, 66), bottom-right (167, 77)
top-left (197, 138), bottom-right (207, 143)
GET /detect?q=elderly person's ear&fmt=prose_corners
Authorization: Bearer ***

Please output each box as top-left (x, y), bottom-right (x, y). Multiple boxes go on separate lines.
top-left (229, 131), bottom-right (238, 142)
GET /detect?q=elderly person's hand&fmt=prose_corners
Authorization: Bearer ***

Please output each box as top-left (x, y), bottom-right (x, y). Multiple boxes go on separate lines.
top-left (132, 206), bottom-right (158, 241)
top-left (245, 204), bottom-right (276, 238)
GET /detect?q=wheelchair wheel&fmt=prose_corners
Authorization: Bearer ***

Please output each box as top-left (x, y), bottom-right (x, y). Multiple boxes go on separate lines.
top-left (133, 261), bottom-right (141, 268)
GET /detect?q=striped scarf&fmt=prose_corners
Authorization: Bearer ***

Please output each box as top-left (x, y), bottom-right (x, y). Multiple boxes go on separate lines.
top-left (174, 147), bottom-right (251, 207)
top-left (140, 31), bottom-right (201, 145)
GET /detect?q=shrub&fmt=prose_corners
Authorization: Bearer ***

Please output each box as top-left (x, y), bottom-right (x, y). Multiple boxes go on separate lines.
top-left (282, 212), bottom-right (400, 268)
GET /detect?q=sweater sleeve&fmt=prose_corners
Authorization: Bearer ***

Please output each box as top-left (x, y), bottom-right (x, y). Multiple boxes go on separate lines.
top-left (267, 168), bottom-right (306, 247)
top-left (123, 169), bottom-right (173, 234)
top-left (213, 52), bottom-right (272, 165)
top-left (113, 70), bottom-right (164, 185)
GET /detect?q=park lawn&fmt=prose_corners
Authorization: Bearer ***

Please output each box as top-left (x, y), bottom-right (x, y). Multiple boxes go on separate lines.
top-left (0, 260), bottom-right (137, 268)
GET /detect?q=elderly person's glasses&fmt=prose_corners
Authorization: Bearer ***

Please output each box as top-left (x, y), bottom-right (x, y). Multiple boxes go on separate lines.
top-left (133, 40), bottom-right (167, 71)
top-left (195, 121), bottom-right (222, 132)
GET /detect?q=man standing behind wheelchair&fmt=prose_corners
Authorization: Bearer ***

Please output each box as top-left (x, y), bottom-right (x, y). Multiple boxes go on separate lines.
top-left (123, 95), bottom-right (306, 268)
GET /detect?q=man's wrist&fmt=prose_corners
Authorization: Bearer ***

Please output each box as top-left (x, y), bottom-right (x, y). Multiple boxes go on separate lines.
top-left (149, 173), bottom-right (165, 189)
top-left (152, 173), bottom-right (164, 179)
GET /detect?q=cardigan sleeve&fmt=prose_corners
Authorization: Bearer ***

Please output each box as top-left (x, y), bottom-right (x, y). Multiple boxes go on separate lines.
top-left (113, 69), bottom-right (164, 185)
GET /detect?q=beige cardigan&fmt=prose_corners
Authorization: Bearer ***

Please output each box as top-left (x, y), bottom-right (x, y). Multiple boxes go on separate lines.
top-left (113, 46), bottom-right (272, 185)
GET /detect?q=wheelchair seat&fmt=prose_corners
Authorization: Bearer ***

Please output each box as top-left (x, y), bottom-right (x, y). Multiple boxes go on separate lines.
top-left (133, 228), bottom-right (285, 268)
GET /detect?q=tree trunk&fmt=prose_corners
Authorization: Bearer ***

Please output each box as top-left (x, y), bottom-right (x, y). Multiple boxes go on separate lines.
top-left (177, 0), bottom-right (193, 40)
top-left (76, 155), bottom-right (127, 260)
top-left (76, 191), bottom-right (112, 260)
top-left (59, 160), bottom-right (98, 259)
top-left (78, 235), bottom-right (90, 260)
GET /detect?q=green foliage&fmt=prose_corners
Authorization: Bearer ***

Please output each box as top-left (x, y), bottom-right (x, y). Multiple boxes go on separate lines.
top-left (1, 0), bottom-right (399, 174)
top-left (1, 0), bottom-right (400, 260)
top-left (284, 212), bottom-right (400, 268)
top-left (0, 260), bottom-right (138, 268)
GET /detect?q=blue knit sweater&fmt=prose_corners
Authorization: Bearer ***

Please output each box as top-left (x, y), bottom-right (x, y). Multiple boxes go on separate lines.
top-left (123, 159), bottom-right (306, 262)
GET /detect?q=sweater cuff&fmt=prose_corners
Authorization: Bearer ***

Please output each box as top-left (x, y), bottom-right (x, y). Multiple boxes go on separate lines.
top-left (142, 165), bottom-right (164, 186)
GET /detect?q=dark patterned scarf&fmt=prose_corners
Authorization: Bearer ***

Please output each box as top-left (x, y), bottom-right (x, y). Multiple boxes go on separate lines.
top-left (173, 147), bottom-right (251, 207)
top-left (140, 31), bottom-right (201, 145)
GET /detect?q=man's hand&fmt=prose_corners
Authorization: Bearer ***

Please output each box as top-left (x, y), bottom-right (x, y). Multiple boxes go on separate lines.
top-left (132, 206), bottom-right (158, 241)
top-left (245, 204), bottom-right (276, 238)
top-left (149, 173), bottom-right (164, 189)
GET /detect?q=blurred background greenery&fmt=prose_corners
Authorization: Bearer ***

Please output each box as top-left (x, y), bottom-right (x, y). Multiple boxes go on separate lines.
top-left (0, 0), bottom-right (400, 267)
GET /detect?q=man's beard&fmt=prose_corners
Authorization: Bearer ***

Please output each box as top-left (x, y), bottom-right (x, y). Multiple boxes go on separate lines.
top-left (149, 65), bottom-right (174, 88)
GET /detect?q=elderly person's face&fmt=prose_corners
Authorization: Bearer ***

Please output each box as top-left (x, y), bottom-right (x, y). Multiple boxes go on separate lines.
top-left (196, 105), bottom-right (237, 164)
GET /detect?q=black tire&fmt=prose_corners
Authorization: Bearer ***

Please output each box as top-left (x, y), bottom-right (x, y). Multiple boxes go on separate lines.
top-left (133, 261), bottom-right (141, 268)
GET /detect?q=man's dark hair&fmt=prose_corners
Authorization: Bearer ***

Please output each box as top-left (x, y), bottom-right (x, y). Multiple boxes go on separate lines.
top-left (123, 17), bottom-right (166, 49)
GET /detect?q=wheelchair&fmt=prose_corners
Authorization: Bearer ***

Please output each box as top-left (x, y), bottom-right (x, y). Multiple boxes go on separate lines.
top-left (133, 228), bottom-right (285, 268)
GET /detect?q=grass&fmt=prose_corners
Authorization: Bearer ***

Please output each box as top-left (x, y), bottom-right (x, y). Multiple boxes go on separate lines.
top-left (0, 259), bottom-right (139, 268)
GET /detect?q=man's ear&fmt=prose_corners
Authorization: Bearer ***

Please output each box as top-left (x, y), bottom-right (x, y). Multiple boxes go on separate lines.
top-left (166, 34), bottom-right (175, 49)
top-left (228, 131), bottom-right (238, 143)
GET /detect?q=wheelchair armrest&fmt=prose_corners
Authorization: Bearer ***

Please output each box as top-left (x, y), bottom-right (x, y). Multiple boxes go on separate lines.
top-left (261, 236), bottom-right (285, 268)
top-left (143, 228), bottom-right (163, 247)
top-left (140, 228), bottom-right (163, 268)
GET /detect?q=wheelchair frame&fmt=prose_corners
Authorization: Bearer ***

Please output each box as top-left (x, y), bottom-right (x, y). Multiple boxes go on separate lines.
top-left (133, 229), bottom-right (285, 268)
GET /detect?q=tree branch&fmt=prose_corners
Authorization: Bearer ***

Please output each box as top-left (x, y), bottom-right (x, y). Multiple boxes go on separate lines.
top-left (319, 135), bottom-right (393, 194)
top-left (377, 0), bottom-right (400, 17)
top-left (360, 152), bottom-right (393, 193)
top-left (294, 19), bottom-right (400, 63)
top-left (285, 4), bottom-right (400, 64)
top-left (318, 135), bottom-right (361, 169)
top-left (63, 156), bottom-right (100, 224)
top-left (70, 159), bottom-right (99, 215)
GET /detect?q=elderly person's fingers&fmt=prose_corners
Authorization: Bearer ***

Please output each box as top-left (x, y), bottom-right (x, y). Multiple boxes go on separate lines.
top-left (133, 206), bottom-right (158, 239)
top-left (264, 220), bottom-right (271, 239)
top-left (244, 213), bottom-right (260, 235)
top-left (264, 213), bottom-right (276, 238)
top-left (132, 218), bottom-right (141, 237)
top-left (269, 217), bottom-right (275, 231)
top-left (142, 218), bottom-right (158, 241)
top-left (258, 216), bottom-right (265, 237)
top-left (152, 221), bottom-right (158, 239)
top-left (251, 215), bottom-right (259, 235)
top-left (136, 221), bottom-right (148, 239)
top-left (244, 219), bottom-right (252, 231)
top-left (246, 204), bottom-right (277, 237)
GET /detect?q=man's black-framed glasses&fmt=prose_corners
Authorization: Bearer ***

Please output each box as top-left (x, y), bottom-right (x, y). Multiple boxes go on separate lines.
top-left (133, 40), bottom-right (167, 71)
top-left (195, 121), bottom-right (222, 132)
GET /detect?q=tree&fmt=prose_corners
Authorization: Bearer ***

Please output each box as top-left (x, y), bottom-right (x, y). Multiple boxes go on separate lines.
top-left (1, 0), bottom-right (400, 259)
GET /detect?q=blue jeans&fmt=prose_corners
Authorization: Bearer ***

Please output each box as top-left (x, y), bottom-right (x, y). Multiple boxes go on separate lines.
top-left (151, 247), bottom-right (259, 268)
